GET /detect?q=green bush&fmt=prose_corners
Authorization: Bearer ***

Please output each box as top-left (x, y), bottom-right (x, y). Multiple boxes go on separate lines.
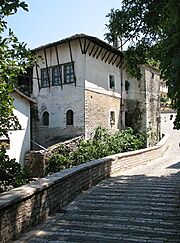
top-left (45, 154), bottom-right (72, 175)
top-left (0, 148), bottom-right (32, 193)
top-left (45, 127), bottom-right (147, 175)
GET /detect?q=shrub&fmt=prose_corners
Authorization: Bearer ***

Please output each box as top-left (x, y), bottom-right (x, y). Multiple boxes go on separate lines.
top-left (45, 127), bottom-right (147, 175)
top-left (45, 154), bottom-right (72, 175)
top-left (0, 148), bottom-right (32, 193)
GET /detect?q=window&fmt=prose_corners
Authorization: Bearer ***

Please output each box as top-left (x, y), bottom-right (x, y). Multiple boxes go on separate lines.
top-left (110, 111), bottom-right (115, 127)
top-left (125, 80), bottom-right (130, 92)
top-left (125, 111), bottom-right (129, 127)
top-left (40, 63), bottom-right (75, 88)
top-left (52, 66), bottom-right (61, 86)
top-left (64, 63), bottom-right (74, 83)
top-left (66, 109), bottom-right (74, 125)
top-left (109, 75), bottom-right (115, 89)
top-left (41, 68), bottom-right (49, 88)
top-left (42, 111), bottom-right (49, 126)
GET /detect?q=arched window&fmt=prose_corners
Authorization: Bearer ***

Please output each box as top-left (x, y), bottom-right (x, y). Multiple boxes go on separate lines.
top-left (42, 111), bottom-right (49, 126)
top-left (66, 109), bottom-right (74, 125)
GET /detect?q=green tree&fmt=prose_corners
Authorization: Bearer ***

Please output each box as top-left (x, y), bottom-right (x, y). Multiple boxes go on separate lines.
top-left (106, 0), bottom-right (180, 128)
top-left (0, 1), bottom-right (33, 192)
top-left (0, 0), bottom-right (32, 138)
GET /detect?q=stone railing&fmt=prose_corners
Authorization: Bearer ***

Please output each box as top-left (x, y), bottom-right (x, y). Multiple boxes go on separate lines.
top-left (0, 134), bottom-right (170, 242)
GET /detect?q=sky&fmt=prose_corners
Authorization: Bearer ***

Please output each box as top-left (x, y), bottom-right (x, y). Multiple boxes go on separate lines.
top-left (7, 0), bottom-right (121, 49)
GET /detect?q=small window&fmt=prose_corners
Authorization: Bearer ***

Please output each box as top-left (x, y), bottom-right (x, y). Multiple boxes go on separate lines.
top-left (52, 66), bottom-right (61, 86)
top-left (110, 111), bottom-right (115, 127)
top-left (125, 111), bottom-right (129, 127)
top-left (125, 80), bottom-right (130, 92)
top-left (42, 111), bottom-right (49, 126)
top-left (66, 109), bottom-right (74, 125)
top-left (109, 75), bottom-right (115, 89)
top-left (41, 68), bottom-right (49, 88)
top-left (64, 63), bottom-right (74, 83)
top-left (151, 72), bottom-right (154, 79)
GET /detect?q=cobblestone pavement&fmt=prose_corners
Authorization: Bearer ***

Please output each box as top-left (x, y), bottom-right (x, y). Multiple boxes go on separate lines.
top-left (15, 130), bottom-right (180, 243)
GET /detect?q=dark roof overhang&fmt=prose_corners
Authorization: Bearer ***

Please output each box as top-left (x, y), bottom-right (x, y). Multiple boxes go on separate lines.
top-left (32, 34), bottom-right (124, 68)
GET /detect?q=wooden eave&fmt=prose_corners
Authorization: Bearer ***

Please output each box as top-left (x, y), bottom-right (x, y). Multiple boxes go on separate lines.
top-left (32, 34), bottom-right (124, 68)
top-left (14, 89), bottom-right (36, 104)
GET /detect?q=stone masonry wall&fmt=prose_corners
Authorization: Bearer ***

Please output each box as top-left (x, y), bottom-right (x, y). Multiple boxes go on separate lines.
top-left (123, 69), bottom-right (146, 133)
top-left (0, 134), bottom-right (169, 242)
top-left (145, 66), bottom-right (161, 146)
top-left (33, 123), bottom-right (84, 149)
top-left (85, 89), bottom-right (121, 139)
top-left (25, 136), bottom-right (84, 177)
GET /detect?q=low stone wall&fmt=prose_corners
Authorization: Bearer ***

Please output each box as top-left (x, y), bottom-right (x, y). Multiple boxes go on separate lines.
top-left (0, 134), bottom-right (170, 242)
top-left (25, 136), bottom-right (84, 177)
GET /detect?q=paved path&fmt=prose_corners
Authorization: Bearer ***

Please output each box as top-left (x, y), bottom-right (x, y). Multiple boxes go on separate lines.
top-left (16, 130), bottom-right (180, 243)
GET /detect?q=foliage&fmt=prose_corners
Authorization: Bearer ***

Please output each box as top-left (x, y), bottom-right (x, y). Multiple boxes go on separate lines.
top-left (45, 127), bottom-right (146, 175)
top-left (45, 154), bottom-right (72, 175)
top-left (0, 1), bottom-right (33, 138)
top-left (160, 97), bottom-right (169, 107)
top-left (0, 148), bottom-right (32, 193)
top-left (126, 101), bottom-right (143, 132)
top-left (105, 0), bottom-right (180, 128)
top-left (0, 1), bottom-right (34, 193)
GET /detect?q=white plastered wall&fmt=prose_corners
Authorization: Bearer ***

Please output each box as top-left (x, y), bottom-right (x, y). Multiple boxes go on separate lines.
top-left (6, 93), bottom-right (31, 167)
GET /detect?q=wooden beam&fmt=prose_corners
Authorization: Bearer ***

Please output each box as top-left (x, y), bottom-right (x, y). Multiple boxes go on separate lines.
top-left (116, 57), bottom-right (123, 67)
top-left (83, 38), bottom-right (86, 54)
top-left (118, 59), bottom-right (125, 68)
top-left (84, 40), bottom-right (91, 54)
top-left (89, 43), bottom-right (96, 56)
top-left (78, 38), bottom-right (84, 54)
top-left (108, 53), bottom-right (116, 64)
top-left (68, 41), bottom-right (76, 86)
top-left (122, 62), bottom-right (127, 70)
top-left (93, 46), bottom-right (100, 58)
top-left (96, 47), bottom-right (103, 59)
top-left (105, 52), bottom-right (111, 63)
top-left (55, 45), bottom-right (63, 89)
top-left (35, 62), bottom-right (40, 90)
top-left (112, 55), bottom-right (119, 65)
top-left (101, 50), bottom-right (108, 61)
top-left (43, 48), bottom-right (50, 88)
top-left (119, 59), bottom-right (125, 68)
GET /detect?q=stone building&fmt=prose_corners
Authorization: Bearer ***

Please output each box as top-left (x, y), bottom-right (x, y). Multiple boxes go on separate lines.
top-left (30, 34), bottom-right (160, 148)
top-left (124, 65), bottom-right (161, 146)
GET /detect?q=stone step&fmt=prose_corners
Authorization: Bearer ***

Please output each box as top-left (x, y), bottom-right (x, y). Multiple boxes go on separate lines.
top-left (25, 232), bottom-right (151, 243)
top-left (65, 208), bottom-right (180, 220)
top-left (83, 194), bottom-right (178, 203)
top-left (70, 201), bottom-right (179, 213)
top-left (105, 176), bottom-right (180, 183)
top-left (54, 213), bottom-right (179, 230)
top-left (87, 190), bottom-right (179, 199)
top-left (96, 184), bottom-right (179, 191)
top-left (26, 222), bottom-right (179, 242)
top-left (80, 198), bottom-right (177, 208)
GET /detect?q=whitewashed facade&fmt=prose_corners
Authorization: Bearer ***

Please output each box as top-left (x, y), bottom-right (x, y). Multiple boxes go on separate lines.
top-left (31, 34), bottom-right (160, 148)
top-left (5, 90), bottom-right (35, 166)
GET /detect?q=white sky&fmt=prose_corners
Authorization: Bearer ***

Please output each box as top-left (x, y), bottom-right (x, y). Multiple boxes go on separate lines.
top-left (7, 0), bottom-right (121, 49)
